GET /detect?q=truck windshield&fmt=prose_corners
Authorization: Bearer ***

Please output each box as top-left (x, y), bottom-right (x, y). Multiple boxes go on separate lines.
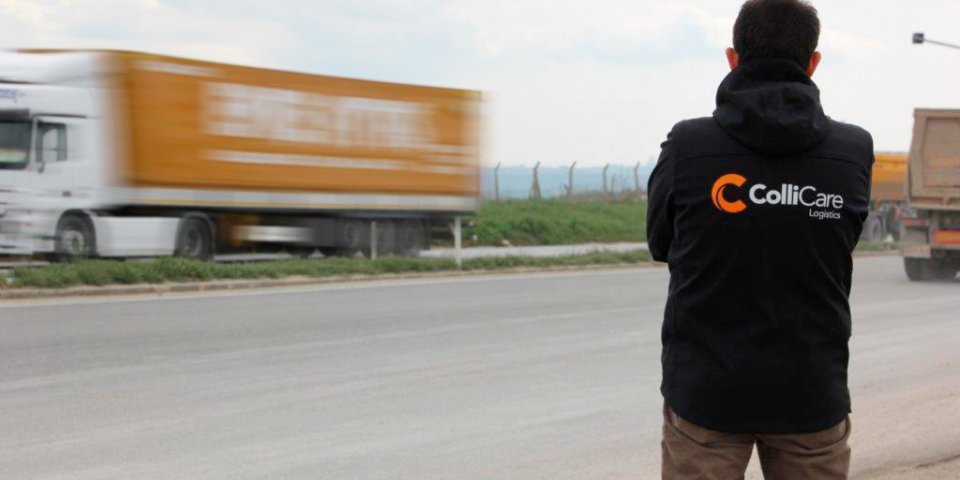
top-left (0, 121), bottom-right (31, 170)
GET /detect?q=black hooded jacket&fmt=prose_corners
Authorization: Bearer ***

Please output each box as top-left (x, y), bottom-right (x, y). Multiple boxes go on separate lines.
top-left (647, 59), bottom-right (873, 433)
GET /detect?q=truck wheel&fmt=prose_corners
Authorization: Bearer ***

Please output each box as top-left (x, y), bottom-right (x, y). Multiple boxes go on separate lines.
top-left (905, 258), bottom-right (958, 282)
top-left (905, 258), bottom-right (927, 281)
top-left (55, 214), bottom-right (96, 262)
top-left (932, 263), bottom-right (959, 281)
top-left (331, 220), bottom-right (365, 257)
top-left (397, 221), bottom-right (424, 256)
top-left (862, 217), bottom-right (884, 242)
top-left (369, 220), bottom-right (397, 257)
top-left (175, 217), bottom-right (213, 261)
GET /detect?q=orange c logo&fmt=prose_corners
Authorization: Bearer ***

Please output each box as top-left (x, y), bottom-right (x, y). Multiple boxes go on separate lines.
top-left (711, 173), bottom-right (748, 214)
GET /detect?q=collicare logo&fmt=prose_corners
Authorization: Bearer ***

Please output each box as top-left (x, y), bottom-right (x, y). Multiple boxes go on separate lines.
top-left (710, 172), bottom-right (845, 220)
top-left (711, 173), bottom-right (748, 214)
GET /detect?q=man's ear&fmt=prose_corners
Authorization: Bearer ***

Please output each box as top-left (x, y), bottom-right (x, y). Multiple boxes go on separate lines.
top-left (806, 51), bottom-right (822, 77)
top-left (726, 48), bottom-right (740, 71)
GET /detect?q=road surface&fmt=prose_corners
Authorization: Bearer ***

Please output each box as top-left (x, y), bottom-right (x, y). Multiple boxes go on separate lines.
top-left (0, 257), bottom-right (957, 479)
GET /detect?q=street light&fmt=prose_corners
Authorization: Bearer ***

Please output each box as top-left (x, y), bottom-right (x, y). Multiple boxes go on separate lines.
top-left (913, 32), bottom-right (960, 50)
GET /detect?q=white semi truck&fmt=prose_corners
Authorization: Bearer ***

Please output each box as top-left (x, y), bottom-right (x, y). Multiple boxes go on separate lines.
top-left (0, 50), bottom-right (481, 261)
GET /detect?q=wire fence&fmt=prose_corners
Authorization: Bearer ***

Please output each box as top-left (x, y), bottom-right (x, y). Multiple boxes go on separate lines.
top-left (480, 163), bottom-right (652, 201)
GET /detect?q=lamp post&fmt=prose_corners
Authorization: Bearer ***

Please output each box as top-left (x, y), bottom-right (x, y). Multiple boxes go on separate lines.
top-left (913, 32), bottom-right (960, 50)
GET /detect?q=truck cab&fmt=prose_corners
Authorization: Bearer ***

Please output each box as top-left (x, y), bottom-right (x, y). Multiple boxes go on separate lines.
top-left (0, 80), bottom-right (104, 258)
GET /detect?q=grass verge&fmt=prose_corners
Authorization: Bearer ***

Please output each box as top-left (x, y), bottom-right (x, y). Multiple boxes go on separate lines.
top-left (463, 199), bottom-right (646, 246)
top-left (458, 200), bottom-right (904, 251)
top-left (5, 251), bottom-right (653, 289)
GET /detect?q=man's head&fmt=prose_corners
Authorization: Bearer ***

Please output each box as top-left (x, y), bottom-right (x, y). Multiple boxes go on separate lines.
top-left (726, 0), bottom-right (822, 76)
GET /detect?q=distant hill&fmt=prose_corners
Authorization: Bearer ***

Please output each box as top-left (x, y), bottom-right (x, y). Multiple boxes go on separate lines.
top-left (480, 164), bottom-right (655, 199)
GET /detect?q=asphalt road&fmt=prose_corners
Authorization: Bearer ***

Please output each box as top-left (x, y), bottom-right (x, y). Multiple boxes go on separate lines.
top-left (0, 257), bottom-right (957, 479)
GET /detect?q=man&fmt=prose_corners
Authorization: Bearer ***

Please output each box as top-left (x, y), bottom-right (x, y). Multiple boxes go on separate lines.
top-left (646, 0), bottom-right (873, 478)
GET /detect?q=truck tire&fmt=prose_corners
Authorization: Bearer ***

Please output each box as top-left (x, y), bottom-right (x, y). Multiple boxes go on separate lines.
top-left (363, 220), bottom-right (397, 258)
top-left (933, 263), bottom-right (960, 281)
top-left (904, 258), bottom-right (958, 282)
top-left (332, 220), bottom-right (366, 257)
top-left (397, 220), bottom-right (424, 256)
top-left (54, 214), bottom-right (96, 262)
top-left (905, 258), bottom-right (926, 281)
top-left (862, 216), bottom-right (884, 242)
top-left (175, 217), bottom-right (214, 261)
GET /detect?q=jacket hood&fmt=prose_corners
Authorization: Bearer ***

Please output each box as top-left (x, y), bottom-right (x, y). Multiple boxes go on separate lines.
top-left (713, 58), bottom-right (831, 156)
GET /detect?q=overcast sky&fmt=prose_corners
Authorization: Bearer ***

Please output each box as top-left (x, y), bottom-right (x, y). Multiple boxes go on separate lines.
top-left (2, 0), bottom-right (959, 166)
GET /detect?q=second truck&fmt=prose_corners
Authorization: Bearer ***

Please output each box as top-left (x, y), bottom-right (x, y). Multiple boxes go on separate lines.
top-left (900, 108), bottom-right (960, 281)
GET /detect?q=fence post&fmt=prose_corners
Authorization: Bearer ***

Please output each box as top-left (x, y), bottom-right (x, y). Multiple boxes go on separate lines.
top-left (494, 162), bottom-right (501, 202)
top-left (454, 216), bottom-right (462, 269)
top-left (565, 161), bottom-right (577, 200)
top-left (634, 162), bottom-right (642, 200)
top-left (602, 164), bottom-right (610, 201)
top-left (370, 220), bottom-right (378, 260)
top-left (529, 161), bottom-right (542, 200)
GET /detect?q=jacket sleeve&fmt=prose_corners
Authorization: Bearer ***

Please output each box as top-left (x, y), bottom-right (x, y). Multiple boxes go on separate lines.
top-left (646, 130), bottom-right (677, 263)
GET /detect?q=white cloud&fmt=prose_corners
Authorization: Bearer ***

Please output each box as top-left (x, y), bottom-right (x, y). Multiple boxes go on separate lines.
top-left (0, 0), bottom-right (295, 66)
top-left (820, 29), bottom-right (886, 60)
top-left (440, 1), bottom-right (732, 61)
top-left (0, 0), bottom-right (957, 166)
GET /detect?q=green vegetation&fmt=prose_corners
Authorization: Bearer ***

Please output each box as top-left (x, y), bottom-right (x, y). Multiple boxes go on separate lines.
top-left (461, 199), bottom-right (900, 252)
top-left (464, 199), bottom-right (646, 246)
top-left (6, 251), bottom-right (653, 289)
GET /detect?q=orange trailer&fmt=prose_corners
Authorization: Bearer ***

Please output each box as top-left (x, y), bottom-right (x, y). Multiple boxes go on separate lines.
top-left (112, 51), bottom-right (480, 199)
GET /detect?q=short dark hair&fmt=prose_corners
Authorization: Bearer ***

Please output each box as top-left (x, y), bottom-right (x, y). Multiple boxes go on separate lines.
top-left (733, 0), bottom-right (820, 67)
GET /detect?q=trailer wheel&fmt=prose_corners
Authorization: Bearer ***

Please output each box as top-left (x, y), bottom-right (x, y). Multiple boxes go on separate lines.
top-left (54, 214), bottom-right (96, 262)
top-left (175, 217), bottom-right (213, 261)
top-left (397, 221), bottom-right (424, 256)
top-left (905, 258), bottom-right (958, 282)
top-left (367, 220), bottom-right (397, 257)
top-left (332, 220), bottom-right (365, 257)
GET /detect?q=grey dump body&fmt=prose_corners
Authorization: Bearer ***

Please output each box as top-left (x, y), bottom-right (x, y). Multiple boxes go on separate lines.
top-left (901, 109), bottom-right (960, 281)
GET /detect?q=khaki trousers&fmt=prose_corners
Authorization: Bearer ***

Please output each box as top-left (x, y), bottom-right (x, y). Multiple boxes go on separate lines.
top-left (662, 404), bottom-right (851, 480)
